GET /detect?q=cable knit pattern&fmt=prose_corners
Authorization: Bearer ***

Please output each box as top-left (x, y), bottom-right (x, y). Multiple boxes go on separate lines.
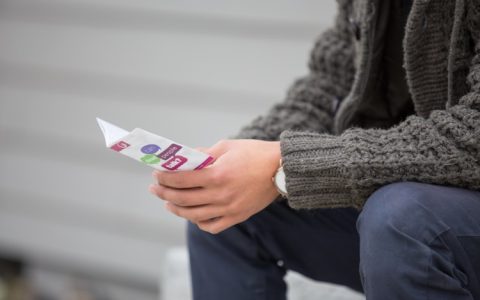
top-left (235, 0), bottom-right (355, 140)
top-left (280, 0), bottom-right (480, 209)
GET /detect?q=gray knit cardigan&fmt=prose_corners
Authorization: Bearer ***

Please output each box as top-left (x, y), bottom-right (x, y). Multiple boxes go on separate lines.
top-left (236, 0), bottom-right (480, 209)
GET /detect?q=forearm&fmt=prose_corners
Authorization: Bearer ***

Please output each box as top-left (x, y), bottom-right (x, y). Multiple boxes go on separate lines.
top-left (279, 2), bottom-right (480, 210)
top-left (281, 110), bottom-right (480, 210)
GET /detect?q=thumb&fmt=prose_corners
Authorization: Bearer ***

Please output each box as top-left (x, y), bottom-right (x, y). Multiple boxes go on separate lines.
top-left (194, 146), bottom-right (210, 153)
top-left (202, 140), bottom-right (232, 161)
top-left (193, 146), bottom-right (223, 167)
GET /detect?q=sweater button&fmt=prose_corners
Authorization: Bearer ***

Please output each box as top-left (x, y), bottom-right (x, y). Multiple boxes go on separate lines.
top-left (349, 17), bottom-right (361, 40)
top-left (422, 16), bottom-right (428, 31)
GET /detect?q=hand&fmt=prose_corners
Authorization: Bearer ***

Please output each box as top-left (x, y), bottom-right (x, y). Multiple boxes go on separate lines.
top-left (149, 139), bottom-right (281, 234)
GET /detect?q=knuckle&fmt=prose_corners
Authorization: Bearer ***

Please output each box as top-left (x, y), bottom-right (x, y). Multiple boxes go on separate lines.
top-left (222, 188), bottom-right (235, 202)
top-left (212, 189), bottom-right (225, 202)
top-left (210, 169), bottom-right (225, 185)
top-left (218, 207), bottom-right (229, 218)
top-left (211, 188), bottom-right (229, 204)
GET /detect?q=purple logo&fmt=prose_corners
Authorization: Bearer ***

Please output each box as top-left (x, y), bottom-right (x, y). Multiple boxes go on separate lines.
top-left (141, 144), bottom-right (161, 154)
top-left (158, 144), bottom-right (182, 160)
top-left (162, 155), bottom-right (188, 170)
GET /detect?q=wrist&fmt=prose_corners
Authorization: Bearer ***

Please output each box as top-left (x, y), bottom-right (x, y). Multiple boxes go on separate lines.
top-left (269, 141), bottom-right (281, 164)
top-left (272, 159), bottom-right (288, 197)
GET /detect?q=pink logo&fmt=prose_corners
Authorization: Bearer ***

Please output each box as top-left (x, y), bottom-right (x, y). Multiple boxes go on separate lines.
top-left (162, 155), bottom-right (188, 170)
top-left (110, 141), bottom-right (130, 152)
top-left (158, 144), bottom-right (182, 160)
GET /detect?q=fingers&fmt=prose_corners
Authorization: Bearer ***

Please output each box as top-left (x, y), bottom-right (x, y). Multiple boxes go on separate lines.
top-left (165, 201), bottom-right (239, 234)
top-left (149, 184), bottom-right (213, 206)
top-left (153, 140), bottom-right (232, 189)
top-left (165, 202), bottom-right (226, 223)
top-left (153, 168), bottom-right (212, 189)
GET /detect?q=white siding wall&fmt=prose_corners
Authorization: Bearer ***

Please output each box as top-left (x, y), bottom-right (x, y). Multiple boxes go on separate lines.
top-left (0, 0), bottom-right (336, 292)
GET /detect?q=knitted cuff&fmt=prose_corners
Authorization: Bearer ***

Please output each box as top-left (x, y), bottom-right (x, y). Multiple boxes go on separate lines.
top-left (280, 130), bottom-right (355, 209)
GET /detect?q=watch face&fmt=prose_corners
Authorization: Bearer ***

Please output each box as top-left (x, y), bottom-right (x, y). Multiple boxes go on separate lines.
top-left (274, 167), bottom-right (287, 195)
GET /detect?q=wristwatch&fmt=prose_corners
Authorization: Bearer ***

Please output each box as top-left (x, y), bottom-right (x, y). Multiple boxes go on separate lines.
top-left (272, 159), bottom-right (288, 197)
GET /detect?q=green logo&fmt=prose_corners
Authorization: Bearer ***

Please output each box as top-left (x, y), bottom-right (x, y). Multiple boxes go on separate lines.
top-left (141, 154), bottom-right (160, 164)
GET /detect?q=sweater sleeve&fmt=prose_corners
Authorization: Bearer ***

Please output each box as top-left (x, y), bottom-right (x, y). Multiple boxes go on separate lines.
top-left (235, 0), bottom-right (355, 140)
top-left (280, 4), bottom-right (480, 210)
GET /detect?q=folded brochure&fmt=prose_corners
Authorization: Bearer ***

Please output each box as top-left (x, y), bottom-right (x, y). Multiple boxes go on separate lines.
top-left (96, 118), bottom-right (214, 171)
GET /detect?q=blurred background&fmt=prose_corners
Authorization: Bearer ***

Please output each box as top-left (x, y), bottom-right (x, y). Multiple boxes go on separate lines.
top-left (0, 0), bottom-right (336, 299)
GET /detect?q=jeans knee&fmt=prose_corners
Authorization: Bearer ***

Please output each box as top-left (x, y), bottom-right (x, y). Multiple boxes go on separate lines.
top-left (356, 183), bottom-right (431, 281)
top-left (357, 182), bottom-right (434, 239)
top-left (357, 182), bottom-right (451, 271)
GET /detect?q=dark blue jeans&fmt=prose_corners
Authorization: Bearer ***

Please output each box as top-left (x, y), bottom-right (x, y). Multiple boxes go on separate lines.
top-left (187, 182), bottom-right (480, 300)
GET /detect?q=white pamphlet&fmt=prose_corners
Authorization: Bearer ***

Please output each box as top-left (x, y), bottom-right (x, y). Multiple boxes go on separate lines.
top-left (96, 118), bottom-right (214, 171)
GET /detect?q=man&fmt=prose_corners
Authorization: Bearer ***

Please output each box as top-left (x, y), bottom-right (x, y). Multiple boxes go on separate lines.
top-left (149, 0), bottom-right (480, 299)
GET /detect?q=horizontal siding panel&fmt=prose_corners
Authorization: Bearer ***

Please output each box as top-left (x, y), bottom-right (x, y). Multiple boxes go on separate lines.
top-left (0, 0), bottom-right (338, 286)
top-left (1, 0), bottom-right (335, 30)
top-left (0, 141), bottom-right (183, 283)
top-left (0, 152), bottom-right (179, 229)
top-left (0, 62), bottom-right (272, 113)
top-left (0, 19), bottom-right (318, 96)
top-left (0, 186), bottom-right (182, 245)
top-left (0, 210), bottom-right (167, 287)
top-left (0, 89), bottom-right (259, 147)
